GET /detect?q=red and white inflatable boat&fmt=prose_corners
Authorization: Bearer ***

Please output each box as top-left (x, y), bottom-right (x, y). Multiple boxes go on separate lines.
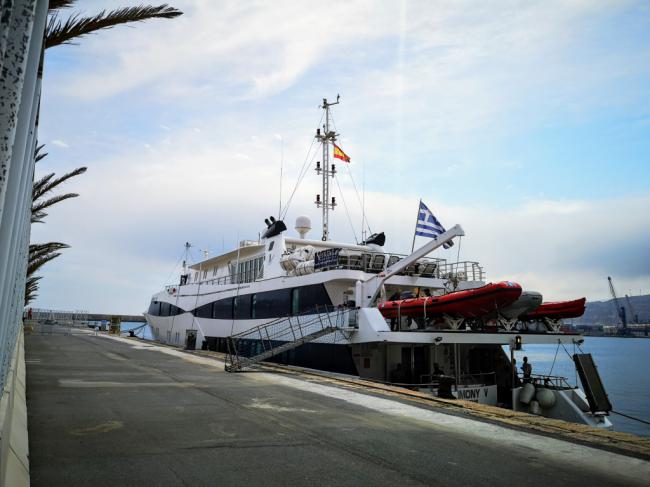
top-left (519, 297), bottom-right (586, 320)
top-left (378, 281), bottom-right (523, 319)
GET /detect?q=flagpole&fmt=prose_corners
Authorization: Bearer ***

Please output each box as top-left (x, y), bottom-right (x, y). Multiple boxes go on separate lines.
top-left (411, 199), bottom-right (421, 252)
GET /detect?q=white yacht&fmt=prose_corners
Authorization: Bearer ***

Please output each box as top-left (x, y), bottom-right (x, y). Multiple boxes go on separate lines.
top-left (145, 97), bottom-right (613, 428)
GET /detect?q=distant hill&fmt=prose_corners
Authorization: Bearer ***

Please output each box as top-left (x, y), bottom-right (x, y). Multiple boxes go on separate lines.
top-left (573, 294), bottom-right (650, 326)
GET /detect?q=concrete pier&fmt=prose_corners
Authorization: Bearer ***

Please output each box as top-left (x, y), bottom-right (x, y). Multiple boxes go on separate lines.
top-left (25, 332), bottom-right (649, 486)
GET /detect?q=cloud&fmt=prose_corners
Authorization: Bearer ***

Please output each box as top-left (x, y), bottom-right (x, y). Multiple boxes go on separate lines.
top-left (32, 1), bottom-right (650, 313)
top-left (30, 117), bottom-right (650, 312)
top-left (51, 139), bottom-right (69, 148)
top-left (50, 0), bottom-right (648, 117)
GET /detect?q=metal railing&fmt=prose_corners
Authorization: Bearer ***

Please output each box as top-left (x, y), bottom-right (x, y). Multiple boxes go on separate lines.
top-left (437, 261), bottom-right (484, 282)
top-left (165, 267), bottom-right (264, 292)
top-left (23, 319), bottom-right (92, 336)
top-left (25, 308), bottom-right (89, 321)
top-left (167, 254), bottom-right (484, 292)
top-left (225, 307), bottom-right (357, 371)
top-left (314, 252), bottom-right (448, 276)
top-left (521, 373), bottom-right (574, 390)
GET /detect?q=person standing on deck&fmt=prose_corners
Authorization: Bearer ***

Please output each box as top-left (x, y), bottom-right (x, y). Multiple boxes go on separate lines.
top-left (521, 356), bottom-right (532, 383)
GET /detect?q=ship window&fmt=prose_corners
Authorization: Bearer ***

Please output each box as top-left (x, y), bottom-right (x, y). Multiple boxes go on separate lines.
top-left (234, 295), bottom-right (252, 319)
top-left (212, 297), bottom-right (233, 319)
top-left (160, 302), bottom-right (171, 316)
top-left (269, 241), bottom-right (275, 251)
top-left (203, 270), bottom-right (207, 279)
top-left (253, 256), bottom-right (263, 280)
top-left (251, 294), bottom-right (257, 318)
top-left (296, 284), bottom-right (332, 314)
top-left (254, 288), bottom-right (291, 319)
top-left (148, 300), bottom-right (160, 316)
top-left (195, 302), bottom-right (213, 319)
top-left (291, 289), bottom-right (300, 315)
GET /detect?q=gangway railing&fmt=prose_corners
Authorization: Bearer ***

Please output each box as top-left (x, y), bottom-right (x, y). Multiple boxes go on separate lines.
top-left (225, 308), bottom-right (357, 372)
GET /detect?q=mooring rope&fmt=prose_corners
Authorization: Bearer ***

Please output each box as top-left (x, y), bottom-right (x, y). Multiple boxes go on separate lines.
top-left (554, 341), bottom-right (650, 427)
top-left (611, 410), bottom-right (650, 426)
top-left (548, 341), bottom-right (561, 376)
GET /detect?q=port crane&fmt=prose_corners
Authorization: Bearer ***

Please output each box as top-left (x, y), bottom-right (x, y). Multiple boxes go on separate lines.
top-left (625, 294), bottom-right (640, 324)
top-left (607, 276), bottom-right (628, 335)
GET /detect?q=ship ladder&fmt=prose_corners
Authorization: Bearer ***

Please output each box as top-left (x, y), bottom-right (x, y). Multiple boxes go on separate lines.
top-left (225, 308), bottom-right (356, 372)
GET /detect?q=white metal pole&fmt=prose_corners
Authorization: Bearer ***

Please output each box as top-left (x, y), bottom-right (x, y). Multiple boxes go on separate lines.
top-left (0, 0), bottom-right (46, 391)
top-left (410, 199), bottom-right (421, 253)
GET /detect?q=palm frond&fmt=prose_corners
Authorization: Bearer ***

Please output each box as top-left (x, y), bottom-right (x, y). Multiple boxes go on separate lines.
top-left (35, 144), bottom-right (47, 163)
top-left (31, 193), bottom-right (79, 223)
top-left (30, 242), bottom-right (70, 255)
top-left (29, 242), bottom-right (70, 265)
top-left (24, 276), bottom-right (43, 306)
top-left (49, 1), bottom-right (76, 11)
top-left (32, 173), bottom-right (55, 200)
top-left (27, 252), bottom-right (62, 277)
top-left (45, 4), bottom-right (183, 49)
top-left (33, 166), bottom-right (87, 201)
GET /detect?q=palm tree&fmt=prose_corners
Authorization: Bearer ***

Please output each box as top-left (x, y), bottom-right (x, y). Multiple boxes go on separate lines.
top-left (25, 242), bottom-right (70, 305)
top-left (45, 2), bottom-right (183, 50)
top-left (32, 166), bottom-right (87, 223)
top-left (25, 2), bottom-right (182, 305)
top-left (25, 146), bottom-right (86, 305)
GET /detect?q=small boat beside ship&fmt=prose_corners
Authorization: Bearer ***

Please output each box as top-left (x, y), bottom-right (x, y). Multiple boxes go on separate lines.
top-left (377, 281), bottom-right (523, 320)
top-left (520, 297), bottom-right (587, 320)
top-left (144, 97), bottom-right (612, 429)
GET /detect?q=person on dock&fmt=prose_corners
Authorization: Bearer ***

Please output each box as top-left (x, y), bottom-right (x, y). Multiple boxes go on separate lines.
top-left (521, 356), bottom-right (532, 383)
top-left (512, 358), bottom-right (522, 388)
top-left (433, 363), bottom-right (444, 376)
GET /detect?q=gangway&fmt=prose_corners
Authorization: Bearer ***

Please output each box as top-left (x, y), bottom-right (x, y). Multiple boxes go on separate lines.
top-left (225, 307), bottom-right (357, 372)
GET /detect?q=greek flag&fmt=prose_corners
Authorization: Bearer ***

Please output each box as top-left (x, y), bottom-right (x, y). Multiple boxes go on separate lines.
top-left (415, 201), bottom-right (454, 248)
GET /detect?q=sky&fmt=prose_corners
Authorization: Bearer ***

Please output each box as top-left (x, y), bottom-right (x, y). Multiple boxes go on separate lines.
top-left (33, 0), bottom-right (650, 314)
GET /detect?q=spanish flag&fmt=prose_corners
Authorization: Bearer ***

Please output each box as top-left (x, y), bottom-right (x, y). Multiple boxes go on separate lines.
top-left (333, 143), bottom-right (350, 163)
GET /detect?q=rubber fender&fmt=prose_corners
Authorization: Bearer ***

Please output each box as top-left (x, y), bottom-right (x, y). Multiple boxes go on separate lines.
top-left (536, 388), bottom-right (557, 409)
top-left (519, 382), bottom-right (535, 404)
top-left (529, 400), bottom-right (542, 415)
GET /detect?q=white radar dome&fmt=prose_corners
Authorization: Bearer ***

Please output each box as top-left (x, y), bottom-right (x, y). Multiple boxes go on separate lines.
top-left (295, 216), bottom-right (312, 239)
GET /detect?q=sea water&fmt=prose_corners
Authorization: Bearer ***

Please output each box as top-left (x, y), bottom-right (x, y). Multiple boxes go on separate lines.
top-left (120, 321), bottom-right (155, 341)
top-left (120, 321), bottom-right (649, 437)
top-left (513, 337), bottom-right (650, 437)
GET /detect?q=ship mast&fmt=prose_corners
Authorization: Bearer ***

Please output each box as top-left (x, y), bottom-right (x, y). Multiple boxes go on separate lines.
top-left (315, 95), bottom-right (340, 241)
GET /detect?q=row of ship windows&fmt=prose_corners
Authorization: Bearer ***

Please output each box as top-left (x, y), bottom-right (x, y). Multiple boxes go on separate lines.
top-left (148, 284), bottom-right (332, 320)
top-left (192, 256), bottom-right (264, 283)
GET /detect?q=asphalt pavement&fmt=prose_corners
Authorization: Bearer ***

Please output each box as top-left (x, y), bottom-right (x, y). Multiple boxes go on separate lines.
top-left (25, 332), bottom-right (650, 486)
